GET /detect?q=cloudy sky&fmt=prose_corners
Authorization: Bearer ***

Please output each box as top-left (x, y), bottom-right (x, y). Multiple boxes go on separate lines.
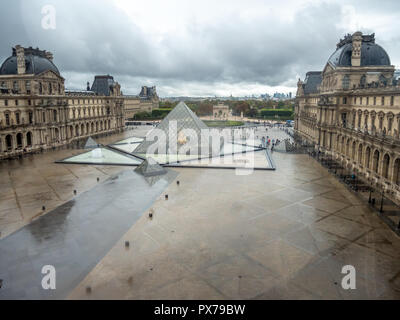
top-left (1, 0), bottom-right (400, 97)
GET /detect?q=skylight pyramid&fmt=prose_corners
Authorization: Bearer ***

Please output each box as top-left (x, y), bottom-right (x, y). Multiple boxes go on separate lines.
top-left (84, 137), bottom-right (100, 149)
top-left (135, 157), bottom-right (167, 177)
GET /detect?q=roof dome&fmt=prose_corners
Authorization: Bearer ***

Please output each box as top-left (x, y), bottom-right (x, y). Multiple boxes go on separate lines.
top-left (0, 47), bottom-right (60, 76)
top-left (327, 33), bottom-right (391, 68)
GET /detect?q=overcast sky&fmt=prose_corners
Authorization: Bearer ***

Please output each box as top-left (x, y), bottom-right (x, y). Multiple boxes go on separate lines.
top-left (1, 0), bottom-right (400, 97)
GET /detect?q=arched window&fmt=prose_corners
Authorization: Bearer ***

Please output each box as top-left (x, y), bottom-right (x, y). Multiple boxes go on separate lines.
top-left (352, 141), bottom-right (356, 159)
top-left (393, 159), bottom-right (400, 185)
top-left (5, 135), bottom-right (12, 150)
top-left (365, 147), bottom-right (371, 168)
top-left (342, 75), bottom-right (350, 90)
top-left (28, 111), bottom-right (33, 124)
top-left (358, 144), bottom-right (363, 164)
top-left (26, 132), bottom-right (32, 147)
top-left (383, 154), bottom-right (390, 179)
top-left (15, 112), bottom-right (20, 125)
top-left (341, 137), bottom-right (345, 154)
top-left (360, 75), bottom-right (366, 87)
top-left (373, 150), bottom-right (380, 173)
top-left (16, 132), bottom-right (23, 149)
top-left (13, 81), bottom-right (19, 92)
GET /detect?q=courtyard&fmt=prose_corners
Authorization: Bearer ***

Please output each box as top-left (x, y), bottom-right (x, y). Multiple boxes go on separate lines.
top-left (0, 126), bottom-right (400, 299)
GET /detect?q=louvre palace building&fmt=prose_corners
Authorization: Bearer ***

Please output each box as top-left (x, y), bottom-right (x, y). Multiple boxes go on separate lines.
top-left (295, 31), bottom-right (400, 204)
top-left (0, 45), bottom-right (159, 159)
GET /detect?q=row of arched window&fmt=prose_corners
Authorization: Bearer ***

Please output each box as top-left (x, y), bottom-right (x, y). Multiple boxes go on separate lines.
top-left (71, 106), bottom-right (111, 119)
top-left (69, 120), bottom-right (113, 138)
top-left (0, 132), bottom-right (32, 152)
top-left (336, 135), bottom-right (400, 184)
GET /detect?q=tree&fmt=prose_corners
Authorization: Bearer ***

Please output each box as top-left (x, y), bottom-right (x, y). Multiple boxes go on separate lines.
top-left (232, 101), bottom-right (250, 116)
top-left (197, 102), bottom-right (213, 116)
top-left (245, 108), bottom-right (259, 118)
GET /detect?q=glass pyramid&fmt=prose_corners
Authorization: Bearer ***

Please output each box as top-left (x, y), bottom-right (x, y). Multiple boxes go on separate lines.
top-left (134, 101), bottom-right (222, 159)
top-left (84, 137), bottom-right (100, 149)
top-left (135, 157), bottom-right (167, 177)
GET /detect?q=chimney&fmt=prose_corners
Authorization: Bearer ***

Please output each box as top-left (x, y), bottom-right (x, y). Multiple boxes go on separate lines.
top-left (15, 45), bottom-right (26, 75)
top-left (87, 82), bottom-right (90, 91)
top-left (351, 31), bottom-right (362, 67)
top-left (45, 51), bottom-right (53, 61)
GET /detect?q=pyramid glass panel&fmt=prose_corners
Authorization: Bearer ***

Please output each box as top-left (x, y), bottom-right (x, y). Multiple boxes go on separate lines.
top-left (110, 142), bottom-right (141, 154)
top-left (165, 150), bottom-right (273, 169)
top-left (58, 147), bottom-right (143, 165)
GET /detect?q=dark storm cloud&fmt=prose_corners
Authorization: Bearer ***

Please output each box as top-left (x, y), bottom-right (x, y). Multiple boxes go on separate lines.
top-left (0, 0), bottom-right (399, 95)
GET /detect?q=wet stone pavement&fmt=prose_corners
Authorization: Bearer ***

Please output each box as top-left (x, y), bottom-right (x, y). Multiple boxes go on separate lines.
top-left (0, 165), bottom-right (177, 299)
top-left (1, 127), bottom-right (400, 300)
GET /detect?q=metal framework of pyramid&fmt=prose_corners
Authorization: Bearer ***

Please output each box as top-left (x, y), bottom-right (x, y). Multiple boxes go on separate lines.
top-left (135, 157), bottom-right (167, 177)
top-left (134, 101), bottom-right (220, 157)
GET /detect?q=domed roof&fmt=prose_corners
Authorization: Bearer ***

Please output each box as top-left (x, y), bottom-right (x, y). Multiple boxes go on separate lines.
top-left (0, 47), bottom-right (60, 76)
top-left (327, 34), bottom-right (390, 68)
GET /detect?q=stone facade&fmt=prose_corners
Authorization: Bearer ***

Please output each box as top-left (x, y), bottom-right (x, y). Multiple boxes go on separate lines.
top-left (0, 45), bottom-right (152, 159)
top-left (295, 32), bottom-right (400, 204)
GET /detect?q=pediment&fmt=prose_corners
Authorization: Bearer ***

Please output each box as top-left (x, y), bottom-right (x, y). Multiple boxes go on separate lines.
top-left (36, 70), bottom-right (64, 80)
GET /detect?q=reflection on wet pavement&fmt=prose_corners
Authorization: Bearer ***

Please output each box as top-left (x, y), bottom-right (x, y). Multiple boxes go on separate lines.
top-left (0, 167), bottom-right (177, 299)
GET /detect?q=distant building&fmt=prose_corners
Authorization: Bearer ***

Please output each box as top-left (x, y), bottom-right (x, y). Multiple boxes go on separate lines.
top-left (124, 86), bottom-right (159, 119)
top-left (89, 75), bottom-right (159, 119)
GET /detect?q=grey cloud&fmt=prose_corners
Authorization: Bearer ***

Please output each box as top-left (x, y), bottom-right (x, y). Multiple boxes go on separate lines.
top-left (1, 0), bottom-right (400, 96)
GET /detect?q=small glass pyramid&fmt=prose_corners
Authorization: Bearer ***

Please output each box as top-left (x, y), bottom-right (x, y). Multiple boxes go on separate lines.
top-left (84, 137), bottom-right (100, 149)
top-left (135, 157), bottom-right (167, 177)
